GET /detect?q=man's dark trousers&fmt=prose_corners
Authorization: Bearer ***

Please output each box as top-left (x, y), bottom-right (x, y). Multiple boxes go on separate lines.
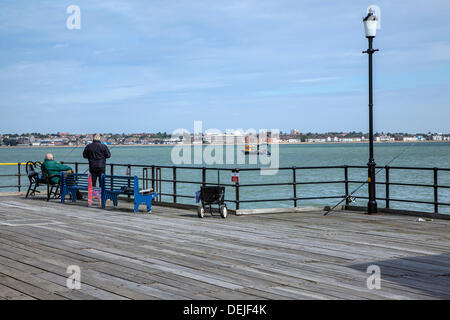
top-left (90, 168), bottom-right (105, 187)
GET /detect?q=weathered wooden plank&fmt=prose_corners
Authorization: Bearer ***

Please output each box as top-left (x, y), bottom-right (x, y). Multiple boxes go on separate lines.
top-left (0, 283), bottom-right (36, 300)
top-left (1, 195), bottom-right (449, 300)
top-left (0, 275), bottom-right (67, 300)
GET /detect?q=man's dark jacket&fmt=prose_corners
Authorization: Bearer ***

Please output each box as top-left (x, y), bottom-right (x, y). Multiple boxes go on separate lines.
top-left (83, 141), bottom-right (111, 171)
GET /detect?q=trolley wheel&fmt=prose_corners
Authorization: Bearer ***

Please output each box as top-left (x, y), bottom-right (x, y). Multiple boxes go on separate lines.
top-left (197, 206), bottom-right (205, 218)
top-left (220, 205), bottom-right (228, 219)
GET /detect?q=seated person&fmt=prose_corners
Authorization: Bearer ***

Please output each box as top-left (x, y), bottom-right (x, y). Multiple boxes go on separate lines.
top-left (42, 153), bottom-right (73, 183)
top-left (43, 153), bottom-right (82, 199)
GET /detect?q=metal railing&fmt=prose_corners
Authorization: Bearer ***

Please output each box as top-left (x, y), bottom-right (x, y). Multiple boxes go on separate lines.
top-left (0, 162), bottom-right (27, 192)
top-left (1, 162), bottom-right (449, 215)
top-left (343, 165), bottom-right (450, 214)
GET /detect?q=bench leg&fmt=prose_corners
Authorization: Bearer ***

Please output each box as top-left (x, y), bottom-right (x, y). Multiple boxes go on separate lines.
top-left (47, 185), bottom-right (51, 202)
top-left (61, 188), bottom-right (66, 203)
top-left (134, 202), bottom-right (140, 213)
top-left (48, 185), bottom-right (59, 201)
top-left (71, 190), bottom-right (77, 202)
top-left (26, 183), bottom-right (32, 198)
top-left (55, 185), bottom-right (60, 199)
top-left (31, 182), bottom-right (39, 197)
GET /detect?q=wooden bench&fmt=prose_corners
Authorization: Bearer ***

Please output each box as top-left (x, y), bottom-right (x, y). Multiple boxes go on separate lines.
top-left (101, 174), bottom-right (158, 213)
top-left (60, 172), bottom-right (89, 203)
top-left (60, 172), bottom-right (102, 207)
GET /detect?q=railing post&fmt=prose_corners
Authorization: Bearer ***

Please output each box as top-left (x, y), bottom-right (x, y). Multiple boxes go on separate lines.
top-left (385, 166), bottom-right (390, 209)
top-left (344, 165), bottom-right (349, 206)
top-left (143, 168), bottom-right (147, 189)
top-left (434, 168), bottom-right (438, 214)
top-left (235, 168), bottom-right (240, 211)
top-left (151, 167), bottom-right (162, 202)
top-left (151, 165), bottom-right (155, 190)
top-left (173, 166), bottom-right (177, 203)
top-left (75, 162), bottom-right (79, 174)
top-left (202, 167), bottom-right (206, 187)
top-left (17, 163), bottom-right (21, 192)
top-left (110, 164), bottom-right (114, 190)
top-left (127, 164), bottom-right (131, 200)
top-left (157, 168), bottom-right (162, 202)
top-left (292, 166), bottom-right (297, 207)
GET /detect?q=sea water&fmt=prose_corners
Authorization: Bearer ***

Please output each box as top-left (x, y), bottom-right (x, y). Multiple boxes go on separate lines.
top-left (0, 142), bottom-right (449, 213)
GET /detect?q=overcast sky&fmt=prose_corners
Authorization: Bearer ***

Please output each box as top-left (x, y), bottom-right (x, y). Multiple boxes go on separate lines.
top-left (1, 0), bottom-right (449, 134)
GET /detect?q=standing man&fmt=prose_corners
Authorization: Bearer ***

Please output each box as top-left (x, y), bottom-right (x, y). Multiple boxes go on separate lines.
top-left (83, 134), bottom-right (111, 187)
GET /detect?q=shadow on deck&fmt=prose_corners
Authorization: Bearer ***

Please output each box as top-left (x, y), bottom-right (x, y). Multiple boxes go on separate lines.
top-left (350, 252), bottom-right (450, 299)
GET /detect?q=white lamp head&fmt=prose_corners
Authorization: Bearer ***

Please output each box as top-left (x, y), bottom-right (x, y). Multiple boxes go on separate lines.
top-left (363, 8), bottom-right (379, 37)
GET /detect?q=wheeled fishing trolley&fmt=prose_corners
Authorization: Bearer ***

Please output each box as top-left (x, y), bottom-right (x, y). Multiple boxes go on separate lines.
top-left (197, 186), bottom-right (227, 218)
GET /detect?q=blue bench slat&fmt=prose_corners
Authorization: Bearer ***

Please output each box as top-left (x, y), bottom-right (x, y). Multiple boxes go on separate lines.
top-left (61, 173), bottom-right (91, 204)
top-left (101, 174), bottom-right (157, 212)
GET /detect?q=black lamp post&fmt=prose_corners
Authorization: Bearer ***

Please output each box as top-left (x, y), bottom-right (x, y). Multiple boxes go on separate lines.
top-left (363, 9), bottom-right (379, 214)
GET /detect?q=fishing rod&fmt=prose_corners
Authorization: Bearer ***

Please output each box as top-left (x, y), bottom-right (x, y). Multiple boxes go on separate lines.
top-left (55, 144), bottom-right (87, 172)
top-left (324, 142), bottom-right (418, 216)
top-left (60, 144), bottom-right (83, 160)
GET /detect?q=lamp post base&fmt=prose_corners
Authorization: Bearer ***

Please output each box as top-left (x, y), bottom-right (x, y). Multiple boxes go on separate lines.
top-left (367, 200), bottom-right (378, 214)
top-left (367, 161), bottom-right (377, 214)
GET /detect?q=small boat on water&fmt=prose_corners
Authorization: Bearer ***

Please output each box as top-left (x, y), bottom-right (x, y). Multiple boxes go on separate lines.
top-left (242, 144), bottom-right (271, 155)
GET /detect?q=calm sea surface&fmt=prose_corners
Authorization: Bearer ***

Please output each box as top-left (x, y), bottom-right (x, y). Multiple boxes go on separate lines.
top-left (1, 142), bottom-right (449, 213)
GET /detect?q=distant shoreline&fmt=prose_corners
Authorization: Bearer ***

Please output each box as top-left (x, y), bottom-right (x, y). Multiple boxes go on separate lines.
top-left (0, 140), bottom-right (449, 149)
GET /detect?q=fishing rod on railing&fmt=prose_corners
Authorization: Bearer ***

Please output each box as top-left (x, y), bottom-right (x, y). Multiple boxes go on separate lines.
top-left (324, 142), bottom-right (418, 216)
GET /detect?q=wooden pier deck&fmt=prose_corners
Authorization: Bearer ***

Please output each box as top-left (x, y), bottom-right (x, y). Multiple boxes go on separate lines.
top-left (0, 195), bottom-right (449, 300)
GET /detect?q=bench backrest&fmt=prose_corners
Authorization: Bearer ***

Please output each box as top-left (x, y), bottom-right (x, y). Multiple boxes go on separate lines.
top-left (61, 173), bottom-right (90, 189)
top-left (101, 174), bottom-right (138, 195)
top-left (35, 162), bottom-right (49, 179)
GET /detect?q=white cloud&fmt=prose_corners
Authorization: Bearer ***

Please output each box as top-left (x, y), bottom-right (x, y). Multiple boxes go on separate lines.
top-left (1, 1), bottom-right (450, 132)
top-left (427, 41), bottom-right (450, 61)
top-left (43, 107), bottom-right (56, 113)
top-left (294, 76), bottom-right (341, 84)
top-left (53, 43), bottom-right (69, 49)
